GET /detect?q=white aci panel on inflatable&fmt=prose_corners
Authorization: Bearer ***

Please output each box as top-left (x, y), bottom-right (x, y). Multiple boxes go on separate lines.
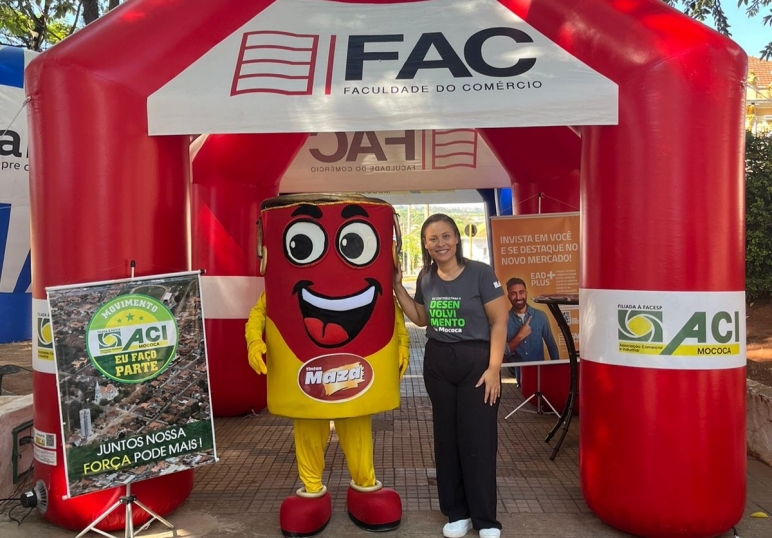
top-left (0, 46), bottom-right (37, 343)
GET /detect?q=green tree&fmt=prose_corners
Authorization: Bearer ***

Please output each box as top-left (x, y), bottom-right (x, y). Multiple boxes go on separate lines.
top-left (0, 0), bottom-right (122, 51)
top-left (0, 1), bottom-right (78, 50)
top-left (664, 0), bottom-right (772, 59)
top-left (88, 402), bottom-right (103, 421)
top-left (737, 0), bottom-right (772, 59)
top-left (745, 131), bottom-right (772, 300)
top-left (81, 0), bottom-right (96, 24)
top-left (395, 205), bottom-right (430, 274)
top-left (81, 0), bottom-right (119, 24)
top-left (663, 0), bottom-right (730, 33)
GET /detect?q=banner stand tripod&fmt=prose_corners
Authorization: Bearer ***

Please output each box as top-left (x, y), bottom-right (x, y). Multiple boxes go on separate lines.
top-left (504, 364), bottom-right (558, 419)
top-left (75, 482), bottom-right (175, 538)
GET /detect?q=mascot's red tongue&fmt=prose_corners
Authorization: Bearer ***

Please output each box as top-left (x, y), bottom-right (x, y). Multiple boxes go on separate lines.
top-left (304, 317), bottom-right (348, 346)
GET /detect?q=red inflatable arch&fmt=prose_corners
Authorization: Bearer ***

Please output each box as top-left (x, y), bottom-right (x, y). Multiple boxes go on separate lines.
top-left (25, 0), bottom-right (746, 536)
top-left (190, 133), bottom-right (308, 416)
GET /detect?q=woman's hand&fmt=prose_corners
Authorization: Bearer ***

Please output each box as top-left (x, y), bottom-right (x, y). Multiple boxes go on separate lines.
top-left (393, 263), bottom-right (403, 289)
top-left (476, 367), bottom-right (501, 405)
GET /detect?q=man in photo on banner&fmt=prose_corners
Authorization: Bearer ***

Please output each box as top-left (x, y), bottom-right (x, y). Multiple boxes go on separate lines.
top-left (504, 277), bottom-right (559, 382)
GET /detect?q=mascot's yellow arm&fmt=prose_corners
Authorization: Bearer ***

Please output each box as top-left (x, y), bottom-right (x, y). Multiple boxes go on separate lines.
top-left (245, 292), bottom-right (268, 375)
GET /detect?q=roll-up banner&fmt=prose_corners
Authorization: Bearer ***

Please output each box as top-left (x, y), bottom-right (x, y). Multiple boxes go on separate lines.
top-left (46, 271), bottom-right (217, 498)
top-left (490, 213), bottom-right (580, 360)
top-left (0, 46), bottom-right (37, 343)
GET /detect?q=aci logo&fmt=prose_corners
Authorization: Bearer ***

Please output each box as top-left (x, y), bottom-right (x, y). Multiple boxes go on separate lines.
top-left (618, 309), bottom-right (663, 343)
top-left (618, 305), bottom-right (741, 357)
top-left (36, 313), bottom-right (54, 361)
top-left (97, 330), bottom-right (123, 351)
top-left (86, 294), bottom-right (178, 383)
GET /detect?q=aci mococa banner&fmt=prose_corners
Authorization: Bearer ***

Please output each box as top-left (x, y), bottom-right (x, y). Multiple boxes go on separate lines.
top-left (47, 271), bottom-right (216, 498)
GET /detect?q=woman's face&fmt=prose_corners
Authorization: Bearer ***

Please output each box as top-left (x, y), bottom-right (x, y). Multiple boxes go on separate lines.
top-left (423, 221), bottom-right (459, 264)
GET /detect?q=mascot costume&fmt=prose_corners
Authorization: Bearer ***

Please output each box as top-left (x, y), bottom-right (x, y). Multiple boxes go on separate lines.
top-left (245, 194), bottom-right (409, 536)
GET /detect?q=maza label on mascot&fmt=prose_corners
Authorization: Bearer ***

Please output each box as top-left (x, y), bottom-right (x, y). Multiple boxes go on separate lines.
top-left (47, 271), bottom-right (217, 498)
top-left (299, 353), bottom-right (374, 402)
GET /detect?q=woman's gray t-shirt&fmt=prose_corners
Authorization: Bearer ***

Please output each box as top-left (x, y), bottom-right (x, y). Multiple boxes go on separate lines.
top-left (414, 260), bottom-right (504, 343)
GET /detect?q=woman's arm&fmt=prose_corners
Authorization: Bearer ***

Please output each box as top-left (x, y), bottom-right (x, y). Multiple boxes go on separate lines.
top-left (476, 294), bottom-right (510, 404)
top-left (393, 264), bottom-right (428, 327)
top-left (485, 295), bottom-right (509, 369)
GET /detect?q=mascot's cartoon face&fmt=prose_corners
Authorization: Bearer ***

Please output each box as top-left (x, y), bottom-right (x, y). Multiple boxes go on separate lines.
top-left (261, 196), bottom-right (395, 361)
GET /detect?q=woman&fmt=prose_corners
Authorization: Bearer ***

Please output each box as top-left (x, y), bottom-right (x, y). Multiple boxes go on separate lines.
top-left (393, 213), bottom-right (509, 538)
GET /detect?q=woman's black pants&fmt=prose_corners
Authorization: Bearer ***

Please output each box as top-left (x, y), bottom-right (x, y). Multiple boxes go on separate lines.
top-left (423, 338), bottom-right (501, 531)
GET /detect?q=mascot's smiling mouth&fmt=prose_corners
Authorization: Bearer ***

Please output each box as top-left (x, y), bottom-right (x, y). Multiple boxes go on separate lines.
top-left (293, 279), bottom-right (382, 348)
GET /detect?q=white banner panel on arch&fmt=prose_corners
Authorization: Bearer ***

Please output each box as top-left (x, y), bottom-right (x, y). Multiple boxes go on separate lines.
top-left (0, 46), bottom-right (38, 343)
top-left (148, 0), bottom-right (618, 135)
top-left (280, 129), bottom-right (511, 193)
top-left (0, 47), bottom-right (36, 293)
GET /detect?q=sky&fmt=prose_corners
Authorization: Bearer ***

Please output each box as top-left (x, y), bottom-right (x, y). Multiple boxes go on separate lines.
top-left (703, 2), bottom-right (771, 57)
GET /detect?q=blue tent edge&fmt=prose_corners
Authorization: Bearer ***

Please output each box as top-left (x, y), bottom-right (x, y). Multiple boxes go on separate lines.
top-left (0, 292), bottom-right (32, 343)
top-left (0, 46), bottom-right (25, 89)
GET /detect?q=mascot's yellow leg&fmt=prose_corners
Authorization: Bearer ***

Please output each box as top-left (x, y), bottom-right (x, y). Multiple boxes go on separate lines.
top-left (294, 418), bottom-right (331, 494)
top-left (335, 415), bottom-right (377, 488)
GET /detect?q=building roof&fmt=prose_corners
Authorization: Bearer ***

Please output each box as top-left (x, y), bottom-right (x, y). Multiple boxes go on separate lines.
top-left (748, 57), bottom-right (772, 88)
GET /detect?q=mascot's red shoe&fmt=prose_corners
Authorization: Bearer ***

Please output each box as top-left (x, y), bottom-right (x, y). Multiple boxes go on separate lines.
top-left (346, 480), bottom-right (402, 531)
top-left (280, 486), bottom-right (331, 537)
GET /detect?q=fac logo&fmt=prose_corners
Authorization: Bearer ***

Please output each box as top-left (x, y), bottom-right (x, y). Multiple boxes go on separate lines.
top-left (230, 27), bottom-right (537, 96)
top-left (618, 310), bottom-right (663, 343)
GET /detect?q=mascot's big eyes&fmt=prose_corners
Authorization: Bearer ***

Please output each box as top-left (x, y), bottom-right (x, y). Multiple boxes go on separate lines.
top-left (336, 221), bottom-right (379, 267)
top-left (284, 220), bottom-right (327, 265)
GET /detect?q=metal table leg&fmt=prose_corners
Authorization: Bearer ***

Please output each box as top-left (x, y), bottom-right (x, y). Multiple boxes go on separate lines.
top-left (536, 301), bottom-right (579, 460)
